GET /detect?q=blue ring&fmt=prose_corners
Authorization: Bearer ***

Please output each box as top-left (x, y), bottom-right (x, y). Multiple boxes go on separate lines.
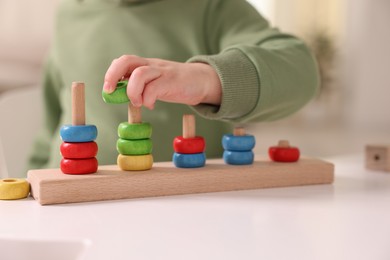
top-left (222, 134), bottom-right (255, 151)
top-left (223, 150), bottom-right (254, 165)
top-left (173, 152), bottom-right (206, 168)
top-left (60, 125), bottom-right (98, 143)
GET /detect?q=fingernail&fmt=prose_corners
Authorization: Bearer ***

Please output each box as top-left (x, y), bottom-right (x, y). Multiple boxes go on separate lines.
top-left (103, 82), bottom-right (113, 93)
top-left (131, 100), bottom-right (141, 107)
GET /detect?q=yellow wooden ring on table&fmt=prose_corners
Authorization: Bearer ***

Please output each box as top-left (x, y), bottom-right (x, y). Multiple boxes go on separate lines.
top-left (117, 154), bottom-right (153, 171)
top-left (0, 178), bottom-right (30, 200)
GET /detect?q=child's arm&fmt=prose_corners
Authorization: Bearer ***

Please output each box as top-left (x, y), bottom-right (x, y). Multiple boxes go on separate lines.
top-left (103, 55), bottom-right (222, 110)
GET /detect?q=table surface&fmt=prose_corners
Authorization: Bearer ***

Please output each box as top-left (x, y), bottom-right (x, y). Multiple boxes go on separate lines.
top-left (1, 154), bottom-right (390, 260)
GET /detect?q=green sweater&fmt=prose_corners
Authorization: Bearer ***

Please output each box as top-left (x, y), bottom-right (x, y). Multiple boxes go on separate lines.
top-left (27, 0), bottom-right (319, 171)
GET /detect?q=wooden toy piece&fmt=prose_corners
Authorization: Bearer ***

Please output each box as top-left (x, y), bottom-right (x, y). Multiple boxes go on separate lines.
top-left (223, 127), bottom-right (255, 165)
top-left (60, 158), bottom-right (98, 175)
top-left (269, 140), bottom-right (300, 162)
top-left (365, 144), bottom-right (390, 172)
top-left (111, 102), bottom-right (154, 171)
top-left (60, 125), bottom-right (98, 143)
top-left (173, 136), bottom-right (205, 154)
top-left (118, 122), bottom-right (152, 140)
top-left (222, 132), bottom-right (256, 152)
top-left (102, 80), bottom-right (130, 104)
top-left (173, 152), bottom-right (206, 168)
top-left (183, 114), bottom-right (196, 138)
top-left (0, 178), bottom-right (30, 200)
top-left (27, 156), bottom-right (335, 205)
top-left (233, 127), bottom-right (246, 136)
top-left (173, 114), bottom-right (206, 168)
top-left (117, 154), bottom-right (153, 171)
top-left (128, 102), bottom-right (142, 124)
top-left (117, 138), bottom-right (153, 155)
top-left (223, 150), bottom-right (254, 165)
top-left (72, 82), bottom-right (86, 125)
top-left (60, 83), bottom-right (98, 143)
top-left (59, 81), bottom-right (98, 175)
top-left (60, 142), bottom-right (98, 159)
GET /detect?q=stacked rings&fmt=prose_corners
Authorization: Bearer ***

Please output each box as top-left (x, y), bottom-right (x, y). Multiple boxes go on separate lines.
top-left (60, 125), bottom-right (98, 174)
top-left (222, 134), bottom-right (255, 165)
top-left (173, 136), bottom-right (206, 168)
top-left (116, 122), bottom-right (153, 171)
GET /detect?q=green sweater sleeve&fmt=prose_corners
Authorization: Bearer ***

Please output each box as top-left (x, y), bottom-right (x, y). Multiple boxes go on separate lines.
top-left (26, 56), bottom-right (63, 170)
top-left (188, 0), bottom-right (319, 123)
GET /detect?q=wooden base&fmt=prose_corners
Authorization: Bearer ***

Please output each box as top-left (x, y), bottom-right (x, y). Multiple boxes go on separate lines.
top-left (27, 157), bottom-right (334, 205)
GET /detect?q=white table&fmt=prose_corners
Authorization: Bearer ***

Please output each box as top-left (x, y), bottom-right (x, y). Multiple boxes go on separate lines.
top-left (1, 154), bottom-right (390, 260)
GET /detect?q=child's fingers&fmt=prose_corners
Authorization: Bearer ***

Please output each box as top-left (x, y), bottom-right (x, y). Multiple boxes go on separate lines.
top-left (103, 55), bottom-right (148, 93)
top-left (127, 66), bottom-right (161, 107)
top-left (142, 82), bottom-right (160, 110)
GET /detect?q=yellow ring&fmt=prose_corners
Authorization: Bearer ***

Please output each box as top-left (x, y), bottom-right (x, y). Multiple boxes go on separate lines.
top-left (117, 154), bottom-right (153, 171)
top-left (0, 178), bottom-right (30, 200)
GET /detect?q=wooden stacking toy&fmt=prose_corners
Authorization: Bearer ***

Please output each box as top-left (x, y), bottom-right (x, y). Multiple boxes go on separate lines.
top-left (222, 127), bottom-right (255, 165)
top-left (173, 114), bottom-right (206, 168)
top-left (102, 80), bottom-right (153, 171)
top-left (269, 140), bottom-right (300, 162)
top-left (116, 103), bottom-right (153, 171)
top-left (59, 82), bottom-right (98, 174)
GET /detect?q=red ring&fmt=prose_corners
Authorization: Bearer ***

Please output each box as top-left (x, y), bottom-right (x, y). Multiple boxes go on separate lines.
top-left (173, 136), bottom-right (205, 154)
top-left (60, 142), bottom-right (98, 159)
top-left (60, 158), bottom-right (98, 174)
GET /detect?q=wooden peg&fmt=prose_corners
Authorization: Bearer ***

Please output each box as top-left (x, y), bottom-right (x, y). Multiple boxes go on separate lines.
top-left (233, 127), bottom-right (245, 136)
top-left (278, 140), bottom-right (290, 148)
top-left (128, 103), bottom-right (142, 124)
top-left (183, 114), bottom-right (195, 138)
top-left (72, 82), bottom-right (86, 126)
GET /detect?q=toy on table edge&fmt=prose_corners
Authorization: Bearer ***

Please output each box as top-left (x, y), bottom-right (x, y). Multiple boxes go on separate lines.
top-left (102, 80), bottom-right (153, 171)
top-left (59, 82), bottom-right (98, 174)
top-left (222, 127), bottom-right (255, 165)
top-left (173, 114), bottom-right (206, 168)
top-left (23, 78), bottom-right (335, 205)
top-left (0, 178), bottom-right (30, 200)
top-left (268, 140), bottom-right (300, 162)
top-left (365, 144), bottom-right (390, 172)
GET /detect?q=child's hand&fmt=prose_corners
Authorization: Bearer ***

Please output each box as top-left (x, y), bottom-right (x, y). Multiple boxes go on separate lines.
top-left (103, 55), bottom-right (222, 109)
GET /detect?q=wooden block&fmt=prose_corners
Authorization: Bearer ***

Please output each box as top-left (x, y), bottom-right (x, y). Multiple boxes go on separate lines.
top-left (27, 156), bottom-right (334, 205)
top-left (71, 82), bottom-right (85, 126)
top-left (365, 144), bottom-right (390, 172)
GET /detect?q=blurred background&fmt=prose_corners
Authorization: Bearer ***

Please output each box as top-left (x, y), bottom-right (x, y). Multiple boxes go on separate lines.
top-left (1, 0), bottom-right (389, 178)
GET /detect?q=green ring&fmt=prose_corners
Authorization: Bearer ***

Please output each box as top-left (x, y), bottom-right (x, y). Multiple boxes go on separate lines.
top-left (118, 122), bottom-right (152, 140)
top-left (102, 80), bottom-right (130, 104)
top-left (117, 138), bottom-right (153, 155)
